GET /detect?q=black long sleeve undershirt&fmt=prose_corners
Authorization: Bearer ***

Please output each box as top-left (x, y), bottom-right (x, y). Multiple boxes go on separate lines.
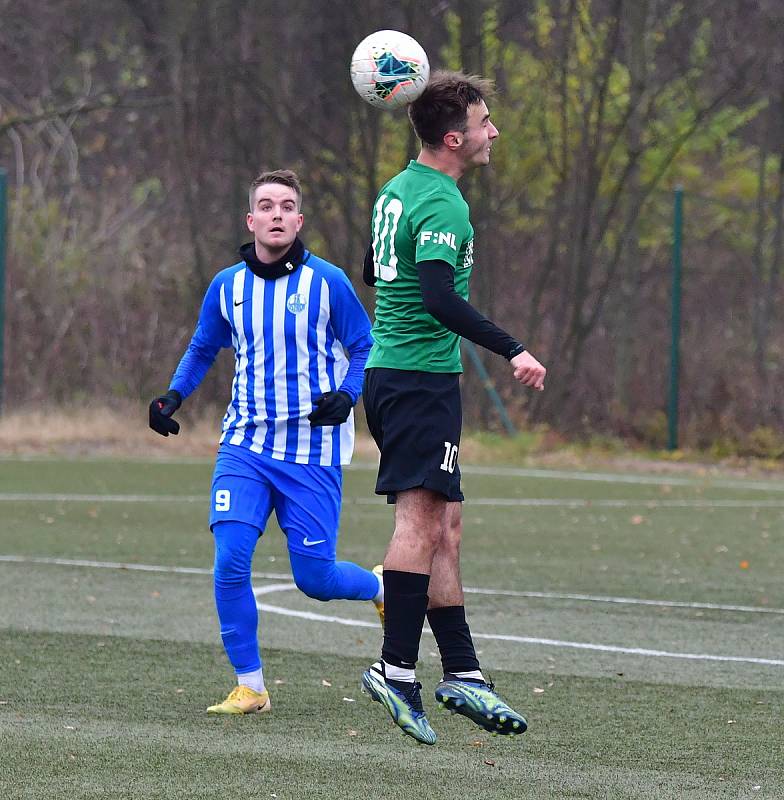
top-left (363, 244), bottom-right (376, 287)
top-left (417, 259), bottom-right (525, 360)
top-left (363, 245), bottom-right (525, 360)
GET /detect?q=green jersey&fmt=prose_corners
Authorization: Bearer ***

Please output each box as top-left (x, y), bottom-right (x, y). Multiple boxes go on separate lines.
top-left (366, 160), bottom-right (474, 373)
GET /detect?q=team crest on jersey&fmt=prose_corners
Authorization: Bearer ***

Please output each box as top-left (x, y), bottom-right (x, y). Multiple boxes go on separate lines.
top-left (286, 292), bottom-right (308, 314)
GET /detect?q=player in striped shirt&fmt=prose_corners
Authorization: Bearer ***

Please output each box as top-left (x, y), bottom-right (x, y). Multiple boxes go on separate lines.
top-left (149, 170), bottom-right (383, 714)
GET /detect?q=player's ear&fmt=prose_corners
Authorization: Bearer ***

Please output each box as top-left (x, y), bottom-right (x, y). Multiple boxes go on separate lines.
top-left (296, 213), bottom-right (304, 232)
top-left (443, 131), bottom-right (462, 150)
top-left (246, 212), bottom-right (254, 233)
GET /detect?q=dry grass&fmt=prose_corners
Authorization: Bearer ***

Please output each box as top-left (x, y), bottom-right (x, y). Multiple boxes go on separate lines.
top-left (1, 406), bottom-right (782, 482)
top-left (0, 404), bottom-right (382, 461)
top-left (0, 405), bottom-right (224, 458)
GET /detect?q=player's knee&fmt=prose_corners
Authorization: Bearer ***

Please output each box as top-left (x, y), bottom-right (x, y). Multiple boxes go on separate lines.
top-left (213, 549), bottom-right (252, 588)
top-left (291, 558), bottom-right (337, 601)
top-left (212, 521), bottom-right (257, 588)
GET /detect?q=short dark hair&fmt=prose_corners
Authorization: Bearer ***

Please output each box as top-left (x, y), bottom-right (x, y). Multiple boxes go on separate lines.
top-left (408, 70), bottom-right (495, 148)
top-left (248, 169), bottom-right (302, 210)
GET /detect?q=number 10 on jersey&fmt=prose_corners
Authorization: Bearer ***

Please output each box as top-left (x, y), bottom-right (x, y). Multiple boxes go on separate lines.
top-left (372, 194), bottom-right (402, 282)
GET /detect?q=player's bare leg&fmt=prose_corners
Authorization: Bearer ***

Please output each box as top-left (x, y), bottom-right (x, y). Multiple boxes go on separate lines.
top-left (427, 502), bottom-right (528, 736)
top-left (361, 488), bottom-right (445, 744)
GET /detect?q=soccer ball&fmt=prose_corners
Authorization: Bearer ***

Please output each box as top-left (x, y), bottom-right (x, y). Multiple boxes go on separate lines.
top-left (350, 30), bottom-right (430, 110)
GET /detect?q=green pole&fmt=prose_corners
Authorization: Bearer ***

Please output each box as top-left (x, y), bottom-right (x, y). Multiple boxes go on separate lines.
top-left (667, 185), bottom-right (683, 451)
top-left (463, 341), bottom-right (517, 436)
top-left (0, 169), bottom-right (6, 415)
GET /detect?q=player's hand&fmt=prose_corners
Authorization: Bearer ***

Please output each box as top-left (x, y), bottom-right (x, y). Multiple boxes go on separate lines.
top-left (510, 351), bottom-right (546, 391)
top-left (149, 390), bottom-right (183, 436)
top-left (308, 391), bottom-right (353, 427)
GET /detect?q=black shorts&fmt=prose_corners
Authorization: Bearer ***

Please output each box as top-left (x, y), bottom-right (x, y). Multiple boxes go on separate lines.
top-left (363, 368), bottom-right (464, 502)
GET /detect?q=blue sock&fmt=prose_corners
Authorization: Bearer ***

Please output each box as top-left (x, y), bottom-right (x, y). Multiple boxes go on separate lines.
top-left (289, 551), bottom-right (378, 602)
top-left (212, 520), bottom-right (262, 674)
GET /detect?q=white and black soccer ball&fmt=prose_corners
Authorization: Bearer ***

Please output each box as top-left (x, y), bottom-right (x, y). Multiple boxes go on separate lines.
top-left (350, 30), bottom-right (430, 110)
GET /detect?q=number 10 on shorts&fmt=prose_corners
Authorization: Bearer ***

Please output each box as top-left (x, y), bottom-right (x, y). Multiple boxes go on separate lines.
top-left (440, 441), bottom-right (458, 473)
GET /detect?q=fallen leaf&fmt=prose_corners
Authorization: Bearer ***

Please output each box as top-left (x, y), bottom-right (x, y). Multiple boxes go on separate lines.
top-left (64, 725), bottom-right (75, 730)
top-left (484, 759), bottom-right (496, 767)
top-left (274, 679), bottom-right (285, 685)
top-left (321, 679), bottom-right (332, 687)
top-left (727, 719), bottom-right (735, 724)
top-left (150, 591), bottom-right (161, 598)
top-left (175, 688), bottom-right (184, 694)
top-left (631, 515), bottom-right (645, 525)
top-left (533, 687), bottom-right (545, 694)
top-left (342, 697), bottom-right (355, 702)
top-left (347, 729), bottom-right (358, 737)
top-left (470, 740), bottom-right (483, 748)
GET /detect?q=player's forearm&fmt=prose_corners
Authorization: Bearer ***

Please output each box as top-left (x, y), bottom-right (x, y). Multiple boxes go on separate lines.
top-left (337, 334), bottom-right (372, 403)
top-left (169, 333), bottom-right (221, 400)
top-left (417, 260), bottom-right (525, 360)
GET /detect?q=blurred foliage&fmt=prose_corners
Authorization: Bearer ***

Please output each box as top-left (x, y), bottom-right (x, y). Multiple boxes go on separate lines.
top-left (1, 0), bottom-right (783, 446)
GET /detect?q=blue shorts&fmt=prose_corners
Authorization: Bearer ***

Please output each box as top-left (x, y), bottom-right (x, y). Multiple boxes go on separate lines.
top-left (209, 444), bottom-right (342, 560)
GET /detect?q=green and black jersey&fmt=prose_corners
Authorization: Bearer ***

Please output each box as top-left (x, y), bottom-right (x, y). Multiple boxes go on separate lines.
top-left (366, 160), bottom-right (474, 373)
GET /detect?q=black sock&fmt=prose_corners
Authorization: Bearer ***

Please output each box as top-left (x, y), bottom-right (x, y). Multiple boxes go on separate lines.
top-left (426, 605), bottom-right (480, 675)
top-left (381, 570), bottom-right (430, 669)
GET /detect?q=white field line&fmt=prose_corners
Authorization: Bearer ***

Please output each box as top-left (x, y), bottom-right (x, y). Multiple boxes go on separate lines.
top-left (354, 497), bottom-right (784, 509)
top-left (456, 464), bottom-right (784, 493)
top-left (0, 553), bottom-right (779, 667)
top-left (1, 554), bottom-right (781, 616)
top-left (4, 455), bottom-right (783, 492)
top-left (0, 493), bottom-right (204, 503)
top-left (3, 492), bottom-right (784, 510)
top-left (0, 554), bottom-right (291, 581)
top-left (461, 587), bottom-right (784, 615)
top-left (253, 597), bottom-right (784, 669)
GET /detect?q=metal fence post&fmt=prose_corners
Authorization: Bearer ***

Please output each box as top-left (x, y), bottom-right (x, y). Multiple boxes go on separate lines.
top-left (667, 185), bottom-right (684, 451)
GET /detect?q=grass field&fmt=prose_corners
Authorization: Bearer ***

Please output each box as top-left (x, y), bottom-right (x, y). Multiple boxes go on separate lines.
top-left (1, 456), bottom-right (782, 799)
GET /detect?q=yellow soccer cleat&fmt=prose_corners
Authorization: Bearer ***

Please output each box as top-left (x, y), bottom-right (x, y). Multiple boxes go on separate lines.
top-left (206, 685), bottom-right (271, 715)
top-left (372, 564), bottom-right (384, 626)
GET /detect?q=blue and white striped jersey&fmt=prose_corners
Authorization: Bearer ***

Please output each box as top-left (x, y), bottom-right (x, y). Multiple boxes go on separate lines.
top-left (169, 251), bottom-right (372, 466)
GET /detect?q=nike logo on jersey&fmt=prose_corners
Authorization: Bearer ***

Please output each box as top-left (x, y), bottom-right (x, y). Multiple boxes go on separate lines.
top-left (234, 298), bottom-right (250, 307)
top-left (419, 230), bottom-right (457, 250)
top-left (303, 536), bottom-right (327, 547)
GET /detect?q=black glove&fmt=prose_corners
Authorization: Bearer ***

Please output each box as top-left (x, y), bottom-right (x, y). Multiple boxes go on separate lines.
top-left (149, 389), bottom-right (183, 436)
top-left (308, 391), bottom-right (353, 427)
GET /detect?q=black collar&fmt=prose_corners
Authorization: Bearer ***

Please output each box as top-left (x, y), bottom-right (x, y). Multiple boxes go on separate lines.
top-left (239, 237), bottom-right (307, 280)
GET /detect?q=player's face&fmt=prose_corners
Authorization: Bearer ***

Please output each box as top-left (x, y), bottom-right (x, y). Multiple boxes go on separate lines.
top-left (458, 100), bottom-right (499, 168)
top-left (247, 183), bottom-right (303, 255)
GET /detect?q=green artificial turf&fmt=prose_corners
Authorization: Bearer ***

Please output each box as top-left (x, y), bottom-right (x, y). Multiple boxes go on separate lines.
top-left (0, 458), bottom-right (782, 799)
